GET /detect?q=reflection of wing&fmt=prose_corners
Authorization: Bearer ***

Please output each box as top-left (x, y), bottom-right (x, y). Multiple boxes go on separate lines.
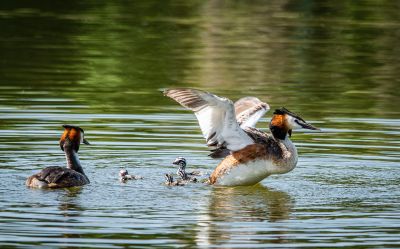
top-left (235, 96), bottom-right (269, 128)
top-left (164, 88), bottom-right (254, 151)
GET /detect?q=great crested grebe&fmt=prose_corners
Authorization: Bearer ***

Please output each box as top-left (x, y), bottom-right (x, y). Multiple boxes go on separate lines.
top-left (119, 169), bottom-right (143, 183)
top-left (173, 157), bottom-right (200, 182)
top-left (26, 125), bottom-right (90, 188)
top-left (164, 88), bottom-right (319, 186)
top-left (164, 173), bottom-right (186, 186)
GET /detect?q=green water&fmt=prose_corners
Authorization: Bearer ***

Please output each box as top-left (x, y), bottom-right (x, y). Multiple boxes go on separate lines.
top-left (1, 1), bottom-right (400, 248)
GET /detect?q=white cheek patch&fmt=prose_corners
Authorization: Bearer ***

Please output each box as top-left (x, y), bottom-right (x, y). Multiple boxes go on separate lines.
top-left (286, 116), bottom-right (302, 130)
top-left (80, 134), bottom-right (84, 144)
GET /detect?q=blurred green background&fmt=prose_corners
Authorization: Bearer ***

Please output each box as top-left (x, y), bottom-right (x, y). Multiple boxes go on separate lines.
top-left (1, 0), bottom-right (399, 117)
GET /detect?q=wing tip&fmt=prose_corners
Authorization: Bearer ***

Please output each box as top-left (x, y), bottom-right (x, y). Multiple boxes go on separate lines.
top-left (162, 88), bottom-right (176, 97)
top-left (163, 87), bottom-right (201, 97)
top-left (261, 102), bottom-right (270, 112)
top-left (163, 88), bottom-right (211, 111)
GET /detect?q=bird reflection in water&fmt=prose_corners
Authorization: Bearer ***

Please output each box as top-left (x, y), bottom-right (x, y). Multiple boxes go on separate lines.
top-left (56, 188), bottom-right (85, 240)
top-left (57, 187), bottom-right (84, 215)
top-left (196, 184), bottom-right (294, 246)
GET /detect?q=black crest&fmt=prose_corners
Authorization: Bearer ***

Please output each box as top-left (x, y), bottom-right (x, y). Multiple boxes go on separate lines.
top-left (273, 107), bottom-right (305, 122)
top-left (62, 124), bottom-right (84, 133)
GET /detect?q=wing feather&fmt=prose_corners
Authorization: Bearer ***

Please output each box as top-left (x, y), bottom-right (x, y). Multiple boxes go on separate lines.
top-left (235, 96), bottom-right (269, 128)
top-left (164, 88), bottom-right (254, 151)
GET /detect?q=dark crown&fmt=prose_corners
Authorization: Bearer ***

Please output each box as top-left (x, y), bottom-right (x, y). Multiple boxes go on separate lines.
top-left (273, 107), bottom-right (305, 122)
top-left (62, 124), bottom-right (84, 133)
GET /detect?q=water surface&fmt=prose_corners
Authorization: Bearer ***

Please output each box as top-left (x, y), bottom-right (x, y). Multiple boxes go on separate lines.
top-left (1, 1), bottom-right (400, 248)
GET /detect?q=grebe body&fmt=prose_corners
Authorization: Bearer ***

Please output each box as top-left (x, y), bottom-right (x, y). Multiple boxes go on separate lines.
top-left (26, 125), bottom-right (90, 188)
top-left (164, 88), bottom-right (318, 186)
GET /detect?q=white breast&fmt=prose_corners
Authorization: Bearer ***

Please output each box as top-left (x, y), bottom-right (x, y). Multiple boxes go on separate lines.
top-left (216, 159), bottom-right (298, 186)
top-left (216, 137), bottom-right (298, 186)
top-left (216, 137), bottom-right (297, 186)
top-left (215, 160), bottom-right (270, 186)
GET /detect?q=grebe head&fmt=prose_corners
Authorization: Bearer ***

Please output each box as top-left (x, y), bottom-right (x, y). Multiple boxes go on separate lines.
top-left (172, 157), bottom-right (186, 169)
top-left (60, 125), bottom-right (90, 152)
top-left (165, 173), bottom-right (174, 184)
top-left (269, 108), bottom-right (319, 140)
top-left (119, 169), bottom-right (128, 177)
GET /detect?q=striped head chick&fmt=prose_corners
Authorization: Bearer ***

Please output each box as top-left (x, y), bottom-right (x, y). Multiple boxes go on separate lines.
top-left (173, 157), bottom-right (186, 169)
top-left (269, 108), bottom-right (319, 140)
top-left (173, 157), bottom-right (187, 178)
top-left (119, 168), bottom-right (143, 182)
top-left (119, 169), bottom-right (129, 183)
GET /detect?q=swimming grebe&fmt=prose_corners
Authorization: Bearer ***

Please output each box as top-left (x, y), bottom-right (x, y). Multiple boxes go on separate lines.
top-left (164, 173), bottom-right (186, 186)
top-left (26, 125), bottom-right (90, 188)
top-left (173, 157), bottom-right (201, 181)
top-left (119, 169), bottom-right (143, 183)
top-left (164, 88), bottom-right (319, 186)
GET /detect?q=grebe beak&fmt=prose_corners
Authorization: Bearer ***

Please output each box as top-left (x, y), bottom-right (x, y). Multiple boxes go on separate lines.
top-left (295, 119), bottom-right (319, 130)
top-left (83, 138), bottom-right (91, 145)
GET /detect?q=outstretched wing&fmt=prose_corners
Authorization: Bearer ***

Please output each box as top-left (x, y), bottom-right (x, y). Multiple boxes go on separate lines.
top-left (164, 88), bottom-right (254, 152)
top-left (235, 96), bottom-right (269, 128)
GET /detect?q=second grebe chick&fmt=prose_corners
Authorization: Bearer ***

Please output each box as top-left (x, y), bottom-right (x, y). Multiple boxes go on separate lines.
top-left (26, 125), bottom-right (91, 188)
top-left (173, 157), bottom-right (198, 182)
top-left (173, 157), bottom-right (201, 177)
top-left (119, 169), bottom-right (143, 183)
top-left (164, 174), bottom-right (185, 186)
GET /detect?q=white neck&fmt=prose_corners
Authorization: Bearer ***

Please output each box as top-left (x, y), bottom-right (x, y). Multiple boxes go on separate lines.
top-left (274, 136), bottom-right (298, 173)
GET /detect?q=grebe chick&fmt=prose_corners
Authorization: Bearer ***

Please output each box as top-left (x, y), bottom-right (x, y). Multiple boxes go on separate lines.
top-left (119, 169), bottom-right (143, 183)
top-left (164, 174), bottom-right (185, 186)
top-left (173, 157), bottom-right (201, 177)
top-left (26, 125), bottom-right (91, 188)
top-left (177, 168), bottom-right (198, 183)
top-left (164, 88), bottom-right (319, 186)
